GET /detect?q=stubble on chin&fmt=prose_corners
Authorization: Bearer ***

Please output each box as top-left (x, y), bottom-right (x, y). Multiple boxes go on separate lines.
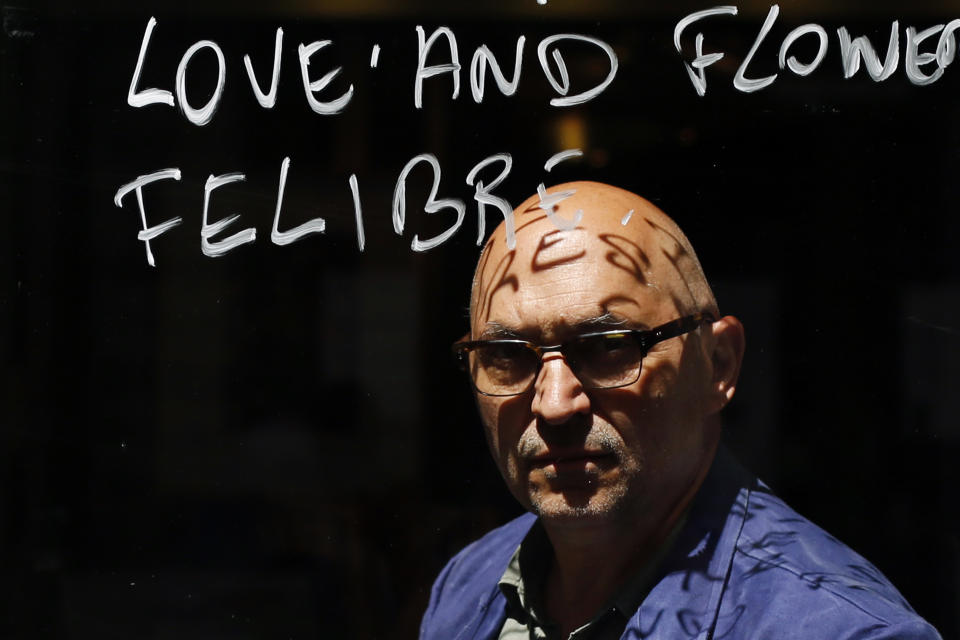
top-left (526, 471), bottom-right (637, 523)
top-left (522, 444), bottom-right (643, 523)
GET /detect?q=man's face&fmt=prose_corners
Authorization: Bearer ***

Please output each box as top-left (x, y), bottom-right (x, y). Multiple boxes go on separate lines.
top-left (470, 186), bottom-right (719, 529)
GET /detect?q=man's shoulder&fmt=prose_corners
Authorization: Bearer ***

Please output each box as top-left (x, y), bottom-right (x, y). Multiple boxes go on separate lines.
top-left (420, 513), bottom-right (535, 640)
top-left (722, 482), bottom-right (940, 638)
top-left (649, 449), bottom-right (941, 639)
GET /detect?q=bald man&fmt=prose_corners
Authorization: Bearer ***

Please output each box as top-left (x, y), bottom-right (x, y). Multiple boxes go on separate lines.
top-left (420, 182), bottom-right (940, 640)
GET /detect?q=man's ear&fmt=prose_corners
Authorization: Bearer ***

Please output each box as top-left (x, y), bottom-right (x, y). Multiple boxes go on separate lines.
top-left (706, 315), bottom-right (745, 415)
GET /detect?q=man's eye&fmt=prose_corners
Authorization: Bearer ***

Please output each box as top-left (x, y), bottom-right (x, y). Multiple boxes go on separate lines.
top-left (586, 335), bottom-right (631, 354)
top-left (478, 344), bottom-right (523, 369)
top-left (600, 336), bottom-right (630, 352)
top-left (573, 335), bottom-right (639, 366)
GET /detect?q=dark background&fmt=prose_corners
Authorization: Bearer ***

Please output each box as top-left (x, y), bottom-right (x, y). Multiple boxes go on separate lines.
top-left (2, 1), bottom-right (958, 637)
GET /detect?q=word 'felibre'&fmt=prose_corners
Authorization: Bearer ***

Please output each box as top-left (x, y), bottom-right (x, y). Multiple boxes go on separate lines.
top-left (113, 151), bottom-right (593, 267)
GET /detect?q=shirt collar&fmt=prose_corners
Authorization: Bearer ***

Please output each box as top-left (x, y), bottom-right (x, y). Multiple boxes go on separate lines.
top-left (497, 509), bottom-right (690, 630)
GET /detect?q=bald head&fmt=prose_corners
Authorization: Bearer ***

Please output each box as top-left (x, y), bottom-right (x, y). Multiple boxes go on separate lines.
top-left (470, 181), bottom-right (718, 337)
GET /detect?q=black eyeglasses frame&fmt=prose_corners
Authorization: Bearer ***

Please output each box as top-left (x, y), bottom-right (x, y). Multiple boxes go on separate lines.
top-left (452, 311), bottom-right (716, 397)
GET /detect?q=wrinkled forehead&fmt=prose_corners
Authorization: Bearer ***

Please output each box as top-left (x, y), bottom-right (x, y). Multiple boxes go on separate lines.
top-left (470, 189), bottom-right (699, 333)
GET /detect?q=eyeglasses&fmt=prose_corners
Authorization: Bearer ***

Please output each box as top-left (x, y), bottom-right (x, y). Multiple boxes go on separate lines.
top-left (452, 312), bottom-right (715, 397)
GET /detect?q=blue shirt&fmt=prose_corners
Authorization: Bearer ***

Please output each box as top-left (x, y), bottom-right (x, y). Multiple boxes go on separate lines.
top-left (420, 447), bottom-right (942, 640)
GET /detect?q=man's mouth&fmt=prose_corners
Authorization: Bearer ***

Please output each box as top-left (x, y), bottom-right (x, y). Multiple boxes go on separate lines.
top-left (529, 450), bottom-right (614, 474)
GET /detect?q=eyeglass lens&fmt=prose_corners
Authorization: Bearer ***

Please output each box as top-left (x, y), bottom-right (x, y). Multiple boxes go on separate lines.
top-left (469, 333), bottom-right (643, 395)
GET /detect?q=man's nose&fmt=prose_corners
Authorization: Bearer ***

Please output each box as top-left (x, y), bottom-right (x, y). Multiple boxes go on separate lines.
top-left (531, 353), bottom-right (591, 424)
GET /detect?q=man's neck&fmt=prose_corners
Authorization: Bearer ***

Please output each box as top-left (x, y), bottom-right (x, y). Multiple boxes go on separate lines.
top-left (540, 512), bottom-right (672, 637)
top-left (540, 448), bottom-right (716, 638)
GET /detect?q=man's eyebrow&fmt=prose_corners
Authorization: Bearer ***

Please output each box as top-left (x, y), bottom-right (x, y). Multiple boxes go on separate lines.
top-left (577, 313), bottom-right (630, 330)
top-left (476, 322), bottom-right (525, 340)
top-left (476, 313), bottom-right (650, 340)
top-left (575, 313), bottom-right (650, 332)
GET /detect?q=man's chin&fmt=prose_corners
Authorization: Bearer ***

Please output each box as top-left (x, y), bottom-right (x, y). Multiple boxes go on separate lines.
top-left (528, 487), bottom-right (627, 524)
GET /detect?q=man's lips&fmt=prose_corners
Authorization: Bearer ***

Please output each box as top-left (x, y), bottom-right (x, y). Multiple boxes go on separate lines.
top-left (527, 450), bottom-right (614, 472)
